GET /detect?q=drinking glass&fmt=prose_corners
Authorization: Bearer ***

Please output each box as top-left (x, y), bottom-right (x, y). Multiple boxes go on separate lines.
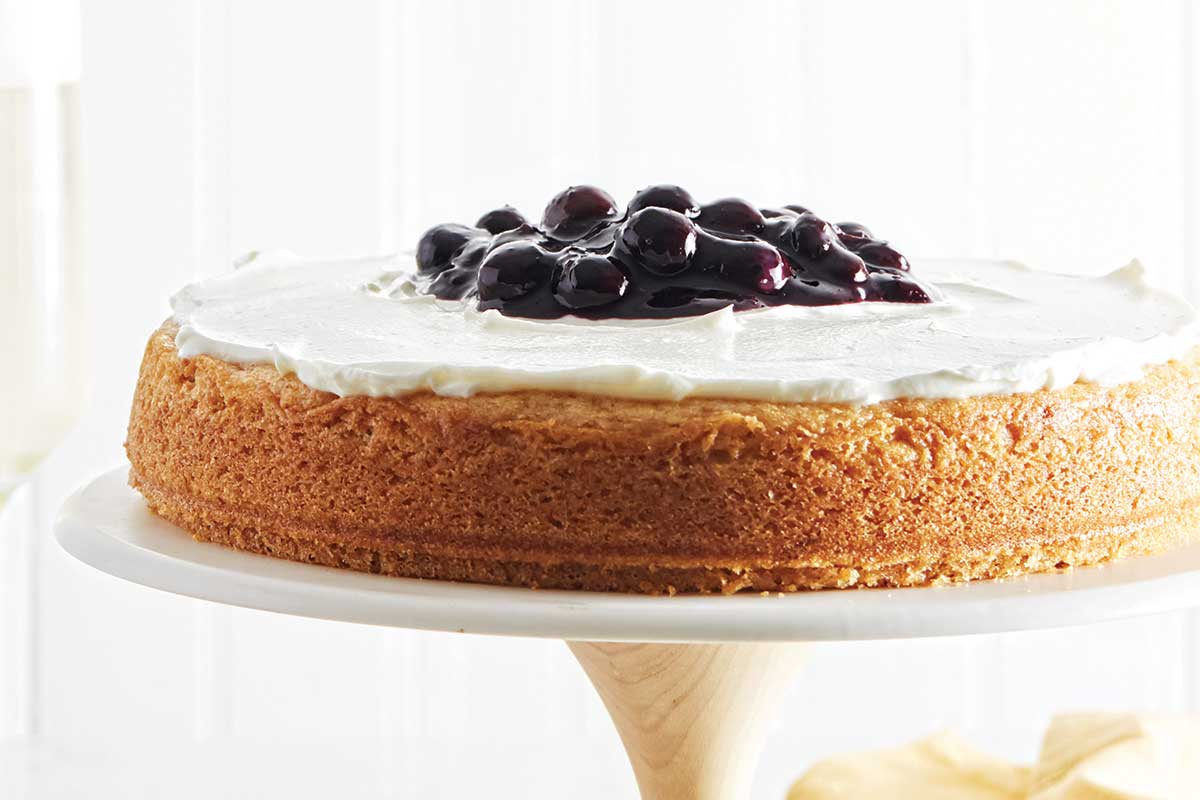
top-left (0, 0), bottom-right (86, 507)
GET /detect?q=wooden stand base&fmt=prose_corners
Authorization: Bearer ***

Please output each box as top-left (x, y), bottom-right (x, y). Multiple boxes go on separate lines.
top-left (569, 641), bottom-right (809, 800)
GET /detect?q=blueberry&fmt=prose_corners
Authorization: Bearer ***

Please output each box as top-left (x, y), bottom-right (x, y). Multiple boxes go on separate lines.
top-left (788, 212), bottom-right (838, 259)
top-left (818, 245), bottom-right (869, 283)
top-left (577, 223), bottom-right (618, 252)
top-left (696, 198), bottom-right (766, 235)
top-left (617, 208), bottom-right (697, 275)
top-left (477, 241), bottom-right (553, 301)
top-left (778, 278), bottom-right (866, 306)
top-left (835, 221), bottom-right (873, 242)
top-left (553, 252), bottom-right (629, 309)
top-left (416, 223), bottom-right (480, 275)
top-left (856, 241), bottom-right (910, 271)
top-left (869, 273), bottom-right (929, 302)
top-left (452, 237), bottom-right (489, 271)
top-left (488, 223), bottom-right (542, 251)
top-left (627, 184), bottom-right (700, 218)
top-left (733, 295), bottom-right (767, 311)
top-left (428, 266), bottom-right (478, 300)
top-left (541, 185), bottom-right (619, 240)
top-left (475, 206), bottom-right (527, 235)
top-left (695, 233), bottom-right (790, 293)
top-left (760, 216), bottom-right (796, 248)
top-left (647, 287), bottom-right (743, 311)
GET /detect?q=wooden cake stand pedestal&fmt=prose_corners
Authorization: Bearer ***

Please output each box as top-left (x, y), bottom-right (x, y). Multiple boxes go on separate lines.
top-left (57, 468), bottom-right (1200, 800)
top-left (570, 641), bottom-right (808, 799)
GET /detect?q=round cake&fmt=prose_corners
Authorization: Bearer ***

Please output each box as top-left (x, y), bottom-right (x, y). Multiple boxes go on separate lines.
top-left (126, 185), bottom-right (1200, 593)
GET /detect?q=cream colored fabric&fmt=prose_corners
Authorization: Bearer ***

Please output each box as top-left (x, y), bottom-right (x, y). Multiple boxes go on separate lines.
top-left (788, 714), bottom-right (1200, 800)
top-left (1030, 713), bottom-right (1200, 799)
top-left (787, 731), bottom-right (1028, 800)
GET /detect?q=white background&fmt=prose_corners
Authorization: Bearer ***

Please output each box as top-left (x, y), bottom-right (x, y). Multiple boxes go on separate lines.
top-left (4, 1), bottom-right (1200, 797)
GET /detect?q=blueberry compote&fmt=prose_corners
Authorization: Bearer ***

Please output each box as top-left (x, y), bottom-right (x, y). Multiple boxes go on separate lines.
top-left (415, 185), bottom-right (930, 319)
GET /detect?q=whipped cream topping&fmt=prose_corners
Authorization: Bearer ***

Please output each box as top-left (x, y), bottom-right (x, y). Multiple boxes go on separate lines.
top-left (171, 252), bottom-right (1199, 405)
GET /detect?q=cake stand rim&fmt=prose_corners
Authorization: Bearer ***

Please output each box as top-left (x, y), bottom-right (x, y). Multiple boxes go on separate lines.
top-left (53, 466), bottom-right (1200, 643)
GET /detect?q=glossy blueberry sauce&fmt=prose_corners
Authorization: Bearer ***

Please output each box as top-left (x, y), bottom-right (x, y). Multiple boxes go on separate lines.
top-left (415, 185), bottom-right (930, 319)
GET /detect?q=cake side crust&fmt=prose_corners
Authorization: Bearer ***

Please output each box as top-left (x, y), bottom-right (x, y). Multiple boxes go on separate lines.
top-left (126, 322), bottom-right (1200, 593)
top-left (130, 473), bottom-right (1200, 593)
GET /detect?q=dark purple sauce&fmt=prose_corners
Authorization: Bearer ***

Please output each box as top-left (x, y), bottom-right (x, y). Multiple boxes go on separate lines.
top-left (415, 184), bottom-right (929, 319)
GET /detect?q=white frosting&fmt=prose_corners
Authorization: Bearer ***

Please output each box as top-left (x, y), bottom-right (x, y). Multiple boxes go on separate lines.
top-left (171, 252), bottom-right (1199, 405)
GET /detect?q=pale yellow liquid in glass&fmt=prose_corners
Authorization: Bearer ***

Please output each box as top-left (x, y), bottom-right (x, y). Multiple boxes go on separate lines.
top-left (0, 83), bottom-right (87, 505)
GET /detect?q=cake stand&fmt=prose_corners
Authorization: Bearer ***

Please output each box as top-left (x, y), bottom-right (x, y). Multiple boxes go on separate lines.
top-left (57, 467), bottom-right (1200, 800)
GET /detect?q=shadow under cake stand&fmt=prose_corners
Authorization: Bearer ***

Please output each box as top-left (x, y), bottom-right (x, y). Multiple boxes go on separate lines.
top-left (57, 467), bottom-right (1200, 800)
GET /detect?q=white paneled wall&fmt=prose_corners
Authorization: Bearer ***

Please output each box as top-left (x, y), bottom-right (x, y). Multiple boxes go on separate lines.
top-left (3, 1), bottom-right (1200, 797)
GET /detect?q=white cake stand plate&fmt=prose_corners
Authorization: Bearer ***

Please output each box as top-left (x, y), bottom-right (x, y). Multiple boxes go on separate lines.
top-left (57, 467), bottom-right (1200, 799)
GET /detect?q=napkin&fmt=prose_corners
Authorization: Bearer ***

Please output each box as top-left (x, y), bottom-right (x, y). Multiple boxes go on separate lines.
top-left (788, 713), bottom-right (1200, 800)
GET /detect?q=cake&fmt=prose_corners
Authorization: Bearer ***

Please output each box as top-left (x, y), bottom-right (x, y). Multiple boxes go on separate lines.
top-left (125, 185), bottom-right (1200, 594)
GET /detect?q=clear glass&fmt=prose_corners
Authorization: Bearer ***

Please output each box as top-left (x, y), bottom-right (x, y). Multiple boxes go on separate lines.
top-left (0, 80), bottom-right (86, 506)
